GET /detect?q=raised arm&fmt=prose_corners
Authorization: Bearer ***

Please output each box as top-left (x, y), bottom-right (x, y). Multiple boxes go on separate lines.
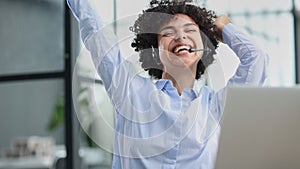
top-left (67, 0), bottom-right (148, 111)
top-left (66, 0), bottom-right (102, 43)
top-left (66, 0), bottom-right (129, 93)
top-left (208, 15), bottom-right (269, 121)
top-left (214, 14), bottom-right (269, 86)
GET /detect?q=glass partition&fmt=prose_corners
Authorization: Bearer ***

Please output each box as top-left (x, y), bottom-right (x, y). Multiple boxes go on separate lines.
top-left (0, 0), bottom-right (67, 168)
top-left (0, 80), bottom-right (65, 169)
top-left (0, 0), bottom-right (64, 76)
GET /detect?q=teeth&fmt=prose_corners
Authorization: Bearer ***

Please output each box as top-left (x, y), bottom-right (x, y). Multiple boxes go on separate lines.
top-left (174, 46), bottom-right (189, 53)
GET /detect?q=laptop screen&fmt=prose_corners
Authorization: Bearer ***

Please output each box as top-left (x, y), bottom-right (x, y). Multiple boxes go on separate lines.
top-left (214, 86), bottom-right (300, 169)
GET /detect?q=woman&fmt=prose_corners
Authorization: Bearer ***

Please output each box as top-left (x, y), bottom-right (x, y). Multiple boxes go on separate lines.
top-left (67, 0), bottom-right (268, 168)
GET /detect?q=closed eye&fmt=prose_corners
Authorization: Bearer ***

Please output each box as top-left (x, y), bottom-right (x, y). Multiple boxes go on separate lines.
top-left (161, 32), bottom-right (175, 37)
top-left (184, 23), bottom-right (199, 33)
top-left (185, 29), bottom-right (197, 33)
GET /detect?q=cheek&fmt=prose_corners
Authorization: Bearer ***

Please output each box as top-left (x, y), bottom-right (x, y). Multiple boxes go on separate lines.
top-left (158, 38), bottom-right (171, 49)
top-left (195, 35), bottom-right (204, 48)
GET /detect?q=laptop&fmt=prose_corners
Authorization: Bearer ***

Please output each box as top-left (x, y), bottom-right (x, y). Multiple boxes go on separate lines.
top-left (214, 86), bottom-right (300, 169)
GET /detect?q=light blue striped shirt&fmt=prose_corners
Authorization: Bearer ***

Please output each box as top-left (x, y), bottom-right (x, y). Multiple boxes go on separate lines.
top-left (67, 0), bottom-right (268, 168)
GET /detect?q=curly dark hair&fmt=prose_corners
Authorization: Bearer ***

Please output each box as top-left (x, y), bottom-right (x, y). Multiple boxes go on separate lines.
top-left (130, 0), bottom-right (219, 79)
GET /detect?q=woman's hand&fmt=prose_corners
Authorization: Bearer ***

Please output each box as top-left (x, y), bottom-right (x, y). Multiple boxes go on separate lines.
top-left (214, 14), bottom-right (232, 43)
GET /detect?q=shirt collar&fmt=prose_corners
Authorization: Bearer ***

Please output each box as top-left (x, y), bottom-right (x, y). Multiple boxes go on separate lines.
top-left (155, 79), bottom-right (199, 99)
top-left (155, 79), bottom-right (172, 90)
top-left (182, 88), bottom-right (198, 100)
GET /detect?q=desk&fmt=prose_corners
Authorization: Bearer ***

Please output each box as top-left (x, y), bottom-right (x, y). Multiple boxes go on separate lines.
top-left (0, 156), bottom-right (52, 169)
top-left (0, 146), bottom-right (111, 169)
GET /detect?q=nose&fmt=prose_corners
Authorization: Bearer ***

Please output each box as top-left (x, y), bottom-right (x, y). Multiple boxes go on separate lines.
top-left (175, 32), bottom-right (186, 41)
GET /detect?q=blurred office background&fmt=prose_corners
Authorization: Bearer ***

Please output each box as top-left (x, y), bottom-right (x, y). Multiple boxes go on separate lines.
top-left (0, 0), bottom-right (299, 169)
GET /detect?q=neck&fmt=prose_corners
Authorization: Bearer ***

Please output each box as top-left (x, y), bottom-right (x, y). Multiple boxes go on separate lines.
top-left (162, 67), bottom-right (196, 95)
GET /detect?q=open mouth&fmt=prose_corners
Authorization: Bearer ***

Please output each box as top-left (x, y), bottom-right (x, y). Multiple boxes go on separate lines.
top-left (172, 45), bottom-right (191, 54)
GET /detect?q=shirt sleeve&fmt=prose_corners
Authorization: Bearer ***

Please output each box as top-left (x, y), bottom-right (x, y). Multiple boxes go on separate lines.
top-left (66, 0), bottom-right (102, 43)
top-left (222, 23), bottom-right (269, 86)
top-left (209, 23), bottom-right (269, 121)
top-left (66, 0), bottom-right (136, 106)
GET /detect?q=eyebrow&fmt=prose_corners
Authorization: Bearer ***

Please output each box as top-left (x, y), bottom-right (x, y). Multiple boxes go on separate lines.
top-left (159, 23), bottom-right (198, 32)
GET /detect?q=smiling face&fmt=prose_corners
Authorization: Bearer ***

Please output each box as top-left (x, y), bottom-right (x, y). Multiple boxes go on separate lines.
top-left (158, 14), bottom-right (204, 71)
